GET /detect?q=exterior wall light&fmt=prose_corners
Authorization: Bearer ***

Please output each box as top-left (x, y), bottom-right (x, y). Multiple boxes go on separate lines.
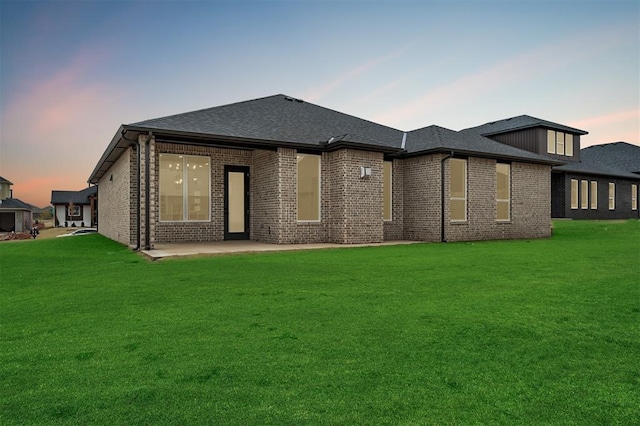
top-left (360, 166), bottom-right (372, 178)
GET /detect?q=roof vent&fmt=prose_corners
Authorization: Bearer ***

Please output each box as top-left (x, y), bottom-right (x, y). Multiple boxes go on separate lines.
top-left (283, 96), bottom-right (303, 103)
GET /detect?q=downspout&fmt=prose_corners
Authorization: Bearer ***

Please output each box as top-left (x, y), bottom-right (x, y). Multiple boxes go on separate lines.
top-left (121, 130), bottom-right (141, 250)
top-left (441, 152), bottom-right (454, 242)
top-left (145, 132), bottom-right (152, 250)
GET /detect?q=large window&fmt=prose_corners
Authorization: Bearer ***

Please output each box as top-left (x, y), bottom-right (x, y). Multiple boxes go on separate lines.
top-left (590, 181), bottom-right (598, 210)
top-left (383, 161), bottom-right (392, 221)
top-left (632, 184), bottom-right (638, 211)
top-left (565, 134), bottom-right (574, 156)
top-left (608, 182), bottom-right (615, 210)
top-left (450, 158), bottom-right (467, 222)
top-left (496, 163), bottom-right (510, 221)
top-left (547, 130), bottom-right (574, 157)
top-left (570, 179), bottom-right (578, 210)
top-left (159, 154), bottom-right (210, 221)
top-left (297, 154), bottom-right (321, 221)
top-left (580, 180), bottom-right (588, 209)
top-left (66, 205), bottom-right (81, 219)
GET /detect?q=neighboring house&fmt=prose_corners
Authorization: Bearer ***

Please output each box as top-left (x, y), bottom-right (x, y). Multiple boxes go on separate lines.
top-left (27, 204), bottom-right (52, 221)
top-left (462, 117), bottom-right (640, 219)
top-left (51, 186), bottom-right (98, 227)
top-left (88, 94), bottom-right (561, 250)
top-left (0, 176), bottom-right (33, 232)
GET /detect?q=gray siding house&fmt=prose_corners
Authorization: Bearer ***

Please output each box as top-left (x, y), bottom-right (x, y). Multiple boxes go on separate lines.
top-left (88, 95), bottom-right (560, 250)
top-left (0, 176), bottom-right (34, 232)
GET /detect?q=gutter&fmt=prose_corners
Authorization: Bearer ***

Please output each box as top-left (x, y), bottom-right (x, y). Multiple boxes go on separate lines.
top-left (144, 132), bottom-right (151, 250)
top-left (440, 151), bottom-right (454, 242)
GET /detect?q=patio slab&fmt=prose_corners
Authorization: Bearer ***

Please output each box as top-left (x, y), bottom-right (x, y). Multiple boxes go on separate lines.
top-left (141, 240), bottom-right (420, 260)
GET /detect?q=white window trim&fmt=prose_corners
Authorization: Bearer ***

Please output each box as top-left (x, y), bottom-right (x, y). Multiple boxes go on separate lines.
top-left (580, 180), bottom-right (588, 210)
top-left (570, 179), bottom-right (578, 210)
top-left (632, 184), bottom-right (637, 211)
top-left (159, 154), bottom-right (211, 222)
top-left (547, 130), bottom-right (574, 157)
top-left (547, 130), bottom-right (556, 154)
top-left (296, 154), bottom-right (322, 223)
top-left (450, 158), bottom-right (467, 222)
top-left (590, 181), bottom-right (597, 210)
top-left (608, 182), bottom-right (616, 210)
top-left (566, 134), bottom-right (574, 157)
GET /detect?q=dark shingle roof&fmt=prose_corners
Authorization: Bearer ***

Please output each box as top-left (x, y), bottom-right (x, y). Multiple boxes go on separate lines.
top-left (554, 142), bottom-right (640, 179)
top-left (90, 95), bottom-right (569, 183)
top-left (406, 125), bottom-right (561, 164)
top-left (462, 114), bottom-right (588, 136)
top-left (131, 94), bottom-right (404, 149)
top-left (0, 198), bottom-right (32, 210)
top-left (51, 186), bottom-right (97, 205)
top-left (580, 142), bottom-right (640, 174)
top-left (554, 160), bottom-right (640, 179)
top-left (0, 176), bottom-right (14, 185)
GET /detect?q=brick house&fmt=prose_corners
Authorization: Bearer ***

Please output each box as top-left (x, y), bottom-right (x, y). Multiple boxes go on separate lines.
top-left (88, 95), bottom-right (561, 250)
top-left (463, 118), bottom-right (640, 219)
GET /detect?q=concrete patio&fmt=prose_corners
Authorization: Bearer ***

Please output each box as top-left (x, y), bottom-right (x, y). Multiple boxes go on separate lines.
top-left (141, 240), bottom-right (420, 260)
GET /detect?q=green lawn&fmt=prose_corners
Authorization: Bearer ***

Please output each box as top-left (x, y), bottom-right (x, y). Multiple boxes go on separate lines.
top-left (1, 221), bottom-right (639, 425)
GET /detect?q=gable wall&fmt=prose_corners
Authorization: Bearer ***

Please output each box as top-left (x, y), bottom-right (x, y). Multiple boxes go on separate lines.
top-left (490, 128), bottom-right (541, 154)
top-left (97, 148), bottom-right (134, 246)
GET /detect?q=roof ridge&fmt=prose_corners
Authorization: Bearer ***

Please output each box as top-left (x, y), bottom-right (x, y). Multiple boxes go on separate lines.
top-left (129, 94), bottom-right (287, 126)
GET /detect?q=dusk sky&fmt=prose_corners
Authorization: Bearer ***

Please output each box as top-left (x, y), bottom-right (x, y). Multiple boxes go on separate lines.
top-left (1, 0), bottom-right (638, 207)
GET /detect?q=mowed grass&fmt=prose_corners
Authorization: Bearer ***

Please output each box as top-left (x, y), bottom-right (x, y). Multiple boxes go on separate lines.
top-left (1, 221), bottom-right (639, 424)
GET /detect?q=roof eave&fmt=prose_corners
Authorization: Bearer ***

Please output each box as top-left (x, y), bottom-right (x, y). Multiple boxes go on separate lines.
top-left (404, 147), bottom-right (564, 165)
top-left (481, 124), bottom-right (588, 137)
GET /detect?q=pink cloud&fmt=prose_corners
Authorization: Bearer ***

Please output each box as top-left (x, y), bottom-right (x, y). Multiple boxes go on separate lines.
top-left (374, 26), bottom-right (631, 129)
top-left (568, 109), bottom-right (639, 130)
top-left (302, 46), bottom-right (410, 102)
top-left (1, 49), bottom-right (123, 207)
top-left (575, 109), bottom-right (640, 147)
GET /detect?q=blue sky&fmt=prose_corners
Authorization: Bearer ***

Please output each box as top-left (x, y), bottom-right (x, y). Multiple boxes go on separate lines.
top-left (1, 0), bottom-right (638, 206)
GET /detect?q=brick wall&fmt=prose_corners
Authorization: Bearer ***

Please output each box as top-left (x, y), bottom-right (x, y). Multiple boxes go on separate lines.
top-left (402, 154), bottom-right (443, 242)
top-left (383, 158), bottom-right (404, 241)
top-left (153, 142), bottom-right (252, 243)
top-left (98, 147), bottom-right (134, 246)
top-left (325, 149), bottom-right (384, 244)
top-left (108, 140), bottom-right (554, 247)
top-left (274, 148), bottom-right (386, 244)
top-left (444, 158), bottom-right (551, 242)
top-left (251, 149), bottom-right (280, 243)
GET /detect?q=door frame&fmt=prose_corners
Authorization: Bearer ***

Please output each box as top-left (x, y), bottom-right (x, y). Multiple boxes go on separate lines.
top-left (224, 165), bottom-right (250, 240)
